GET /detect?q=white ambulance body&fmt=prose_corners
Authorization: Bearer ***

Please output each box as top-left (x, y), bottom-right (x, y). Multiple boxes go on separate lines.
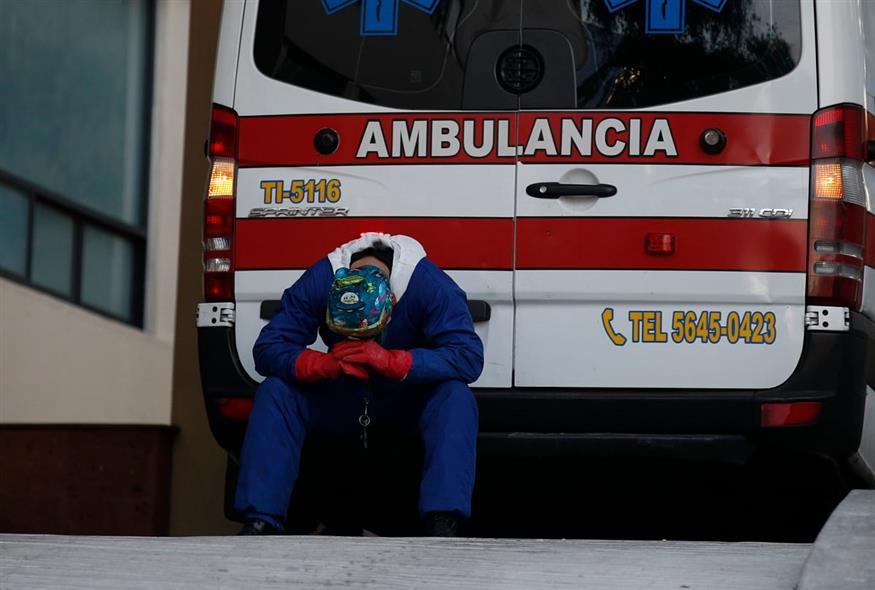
top-left (198, 0), bottom-right (875, 492)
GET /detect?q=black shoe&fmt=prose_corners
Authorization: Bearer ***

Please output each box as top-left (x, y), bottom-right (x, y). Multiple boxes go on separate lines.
top-left (423, 511), bottom-right (461, 537)
top-left (238, 519), bottom-right (283, 535)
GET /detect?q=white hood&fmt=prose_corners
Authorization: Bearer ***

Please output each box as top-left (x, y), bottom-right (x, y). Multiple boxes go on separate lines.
top-left (327, 233), bottom-right (427, 301)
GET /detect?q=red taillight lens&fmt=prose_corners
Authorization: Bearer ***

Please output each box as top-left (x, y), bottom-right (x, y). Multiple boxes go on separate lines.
top-left (204, 198), bottom-right (234, 237)
top-left (807, 273), bottom-right (862, 311)
top-left (809, 198), bottom-right (866, 247)
top-left (205, 273), bottom-right (235, 301)
top-left (807, 187), bottom-right (866, 310)
top-left (808, 105), bottom-right (868, 311)
top-left (215, 397), bottom-right (253, 421)
top-left (761, 401), bottom-right (822, 427)
top-left (812, 105), bottom-right (865, 160)
top-left (209, 106), bottom-right (239, 159)
top-left (204, 104), bottom-right (239, 302)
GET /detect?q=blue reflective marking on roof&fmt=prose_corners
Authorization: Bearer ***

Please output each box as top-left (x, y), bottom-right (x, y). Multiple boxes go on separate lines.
top-left (604, 0), bottom-right (728, 35)
top-left (321, 0), bottom-right (440, 36)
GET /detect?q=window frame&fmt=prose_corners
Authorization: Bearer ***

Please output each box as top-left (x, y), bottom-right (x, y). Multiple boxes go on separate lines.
top-left (0, 167), bottom-right (147, 327)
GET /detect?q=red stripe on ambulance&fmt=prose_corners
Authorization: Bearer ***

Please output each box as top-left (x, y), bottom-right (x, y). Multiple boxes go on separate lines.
top-left (517, 218), bottom-right (807, 271)
top-left (237, 112), bottom-right (810, 167)
top-left (236, 217), bottom-right (807, 272)
top-left (235, 217), bottom-right (514, 270)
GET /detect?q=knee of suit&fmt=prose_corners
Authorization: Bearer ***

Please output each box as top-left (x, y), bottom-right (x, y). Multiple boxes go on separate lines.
top-left (254, 376), bottom-right (309, 423)
top-left (422, 380), bottom-right (479, 427)
top-left (256, 376), bottom-right (294, 400)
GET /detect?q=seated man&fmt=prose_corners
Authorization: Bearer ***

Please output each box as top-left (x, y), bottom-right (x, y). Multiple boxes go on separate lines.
top-left (235, 233), bottom-right (484, 536)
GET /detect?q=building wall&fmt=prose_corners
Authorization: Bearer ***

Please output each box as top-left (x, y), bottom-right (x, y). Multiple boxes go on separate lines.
top-left (0, 0), bottom-right (194, 535)
top-left (168, 0), bottom-right (237, 535)
top-left (0, 280), bottom-right (173, 424)
top-left (0, 0), bottom-right (188, 426)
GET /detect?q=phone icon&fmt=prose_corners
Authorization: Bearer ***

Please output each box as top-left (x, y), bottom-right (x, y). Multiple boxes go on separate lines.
top-left (601, 308), bottom-right (627, 346)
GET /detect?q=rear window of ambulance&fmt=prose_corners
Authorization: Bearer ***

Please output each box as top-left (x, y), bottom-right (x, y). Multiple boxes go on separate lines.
top-left (253, 0), bottom-right (802, 110)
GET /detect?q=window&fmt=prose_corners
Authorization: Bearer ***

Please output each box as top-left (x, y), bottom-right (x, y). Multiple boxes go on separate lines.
top-left (253, 0), bottom-right (521, 110)
top-left (31, 205), bottom-right (75, 298)
top-left (0, 186), bottom-right (29, 277)
top-left (253, 0), bottom-right (801, 111)
top-left (560, 0), bottom-right (803, 108)
top-left (0, 0), bottom-right (152, 325)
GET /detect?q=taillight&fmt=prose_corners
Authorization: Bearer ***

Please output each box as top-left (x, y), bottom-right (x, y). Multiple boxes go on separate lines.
top-left (760, 401), bottom-right (822, 427)
top-left (215, 397), bottom-right (254, 421)
top-left (204, 104), bottom-right (238, 302)
top-left (812, 106), bottom-right (866, 160)
top-left (807, 105), bottom-right (868, 310)
top-left (209, 106), bottom-right (239, 158)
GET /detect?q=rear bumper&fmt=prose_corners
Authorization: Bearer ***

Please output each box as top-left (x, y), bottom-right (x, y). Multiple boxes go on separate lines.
top-left (197, 312), bottom-right (873, 462)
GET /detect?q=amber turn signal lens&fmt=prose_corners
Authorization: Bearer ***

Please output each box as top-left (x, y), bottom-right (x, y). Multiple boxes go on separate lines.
top-left (814, 162), bottom-right (843, 199)
top-left (208, 158), bottom-right (235, 198)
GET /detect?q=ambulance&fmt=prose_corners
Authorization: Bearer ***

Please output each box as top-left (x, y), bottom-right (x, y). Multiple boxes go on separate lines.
top-left (197, 0), bottom-right (875, 501)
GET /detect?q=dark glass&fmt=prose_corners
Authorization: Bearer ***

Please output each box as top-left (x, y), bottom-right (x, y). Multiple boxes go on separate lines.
top-left (31, 205), bottom-right (74, 297)
top-left (528, 0), bottom-right (802, 109)
top-left (81, 226), bottom-right (135, 321)
top-left (255, 0), bottom-right (801, 111)
top-left (0, 185), bottom-right (28, 277)
top-left (254, 0), bottom-right (522, 110)
top-left (0, 0), bottom-right (152, 226)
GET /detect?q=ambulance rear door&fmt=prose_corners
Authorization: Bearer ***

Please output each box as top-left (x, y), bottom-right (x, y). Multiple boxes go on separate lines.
top-left (513, 0), bottom-right (816, 388)
top-left (231, 0), bottom-right (522, 387)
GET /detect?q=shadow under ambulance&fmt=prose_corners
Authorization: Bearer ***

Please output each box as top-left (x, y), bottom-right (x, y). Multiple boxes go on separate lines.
top-left (274, 443), bottom-right (854, 542)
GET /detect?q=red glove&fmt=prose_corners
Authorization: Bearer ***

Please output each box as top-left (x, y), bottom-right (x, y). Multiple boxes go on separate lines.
top-left (332, 339), bottom-right (413, 381)
top-left (295, 349), bottom-right (370, 381)
top-left (335, 358), bottom-right (369, 380)
top-left (294, 349), bottom-right (341, 382)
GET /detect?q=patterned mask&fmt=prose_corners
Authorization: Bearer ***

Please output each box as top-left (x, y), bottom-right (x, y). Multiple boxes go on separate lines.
top-left (326, 265), bottom-right (394, 338)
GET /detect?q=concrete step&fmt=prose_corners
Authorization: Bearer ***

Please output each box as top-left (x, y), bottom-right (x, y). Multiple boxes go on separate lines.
top-left (0, 534), bottom-right (809, 589)
top-left (1, 490), bottom-right (872, 589)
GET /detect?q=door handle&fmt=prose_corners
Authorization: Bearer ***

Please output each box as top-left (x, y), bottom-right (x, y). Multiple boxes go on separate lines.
top-left (526, 182), bottom-right (617, 198)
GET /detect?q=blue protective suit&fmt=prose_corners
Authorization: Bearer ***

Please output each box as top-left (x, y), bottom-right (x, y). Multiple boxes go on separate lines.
top-left (234, 235), bottom-right (484, 529)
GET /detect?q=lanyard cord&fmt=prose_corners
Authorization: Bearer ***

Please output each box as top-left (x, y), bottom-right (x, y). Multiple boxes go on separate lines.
top-left (359, 330), bottom-right (388, 450)
top-left (359, 381), bottom-right (371, 450)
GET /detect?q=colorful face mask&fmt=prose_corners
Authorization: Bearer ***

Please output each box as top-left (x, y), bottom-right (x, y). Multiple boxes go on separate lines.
top-left (326, 265), bottom-right (394, 338)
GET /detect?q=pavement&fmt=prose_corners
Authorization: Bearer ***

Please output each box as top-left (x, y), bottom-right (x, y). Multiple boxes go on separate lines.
top-left (0, 490), bottom-right (871, 590)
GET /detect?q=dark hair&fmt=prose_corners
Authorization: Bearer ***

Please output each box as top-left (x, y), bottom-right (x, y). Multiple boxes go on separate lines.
top-left (350, 244), bottom-right (394, 271)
